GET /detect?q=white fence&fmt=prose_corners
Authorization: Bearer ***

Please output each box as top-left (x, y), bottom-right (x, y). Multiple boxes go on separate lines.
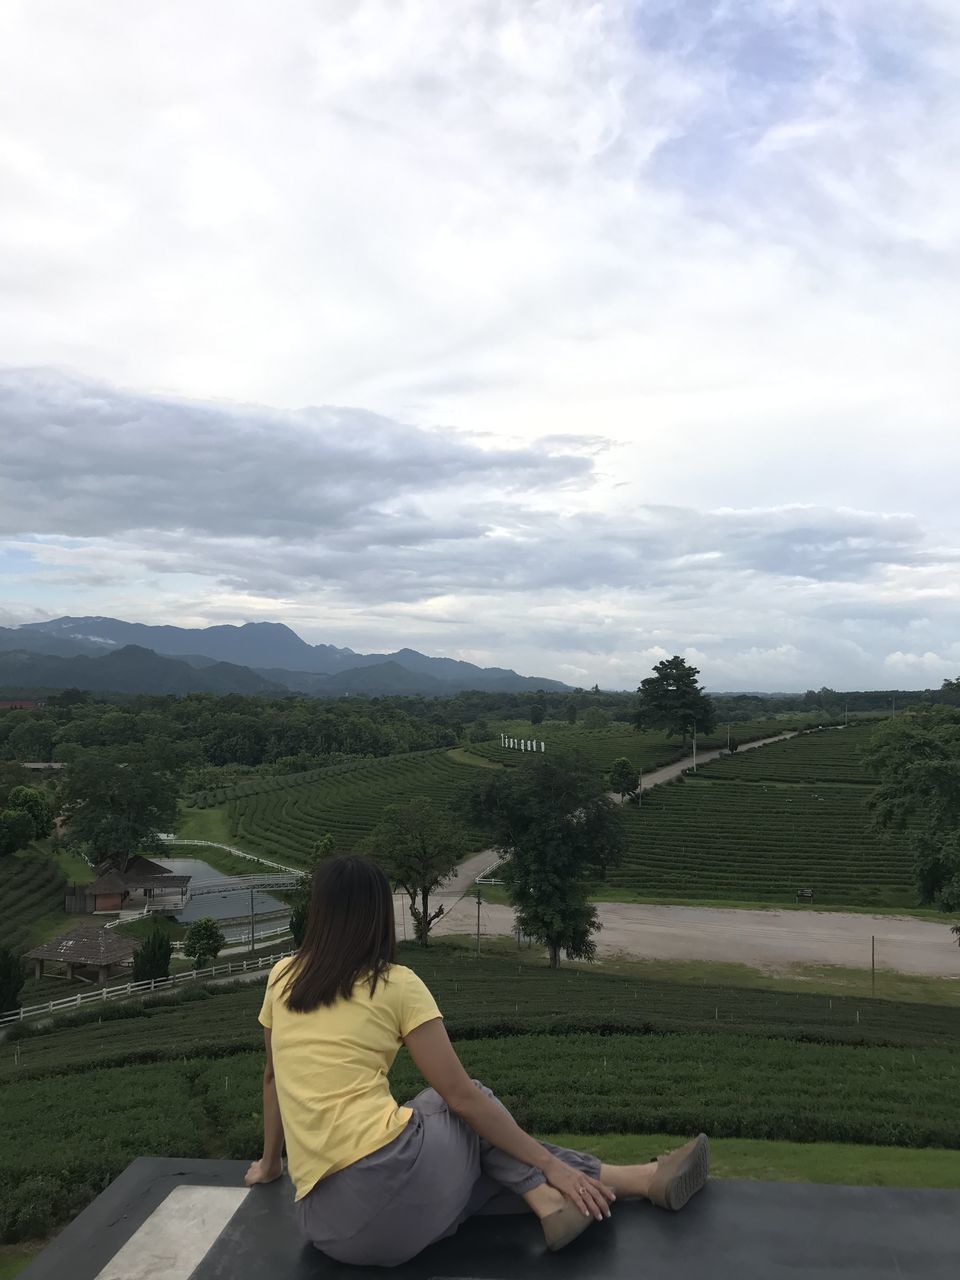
top-left (159, 837), bottom-right (300, 874)
top-left (172, 922), bottom-right (292, 954)
top-left (1, 947), bottom-right (294, 1028)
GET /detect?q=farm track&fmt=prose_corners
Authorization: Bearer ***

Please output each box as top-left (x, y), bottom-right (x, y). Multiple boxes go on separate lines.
top-left (434, 898), bottom-right (960, 977)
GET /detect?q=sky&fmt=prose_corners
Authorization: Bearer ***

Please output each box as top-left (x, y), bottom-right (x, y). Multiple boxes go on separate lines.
top-left (1, 0), bottom-right (959, 692)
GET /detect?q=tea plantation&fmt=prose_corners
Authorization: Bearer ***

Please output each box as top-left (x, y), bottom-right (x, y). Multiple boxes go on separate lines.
top-left (0, 848), bottom-right (66, 955)
top-left (469, 717), bottom-right (806, 773)
top-left (226, 749), bottom-right (493, 865)
top-left (600, 723), bottom-right (916, 907)
top-left (2, 946), bottom-right (958, 1243)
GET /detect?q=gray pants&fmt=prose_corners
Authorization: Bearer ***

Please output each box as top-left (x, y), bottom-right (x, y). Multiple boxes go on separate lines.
top-left (295, 1081), bottom-right (601, 1267)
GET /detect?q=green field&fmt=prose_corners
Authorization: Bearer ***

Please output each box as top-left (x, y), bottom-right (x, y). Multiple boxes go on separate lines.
top-left (609, 778), bottom-right (913, 906)
top-left (226, 749), bottom-right (493, 864)
top-left (2, 943), bottom-right (958, 1246)
top-left (470, 717), bottom-right (820, 774)
top-left (601, 722), bottom-right (916, 907)
top-left (703, 724), bottom-right (875, 784)
top-left (0, 848), bottom-right (68, 955)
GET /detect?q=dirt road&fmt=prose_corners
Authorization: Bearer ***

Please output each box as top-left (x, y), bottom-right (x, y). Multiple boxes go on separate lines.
top-left (422, 732), bottom-right (960, 979)
top-left (432, 896), bottom-right (960, 977)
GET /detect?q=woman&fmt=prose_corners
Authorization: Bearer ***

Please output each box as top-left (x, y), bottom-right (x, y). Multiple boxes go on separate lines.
top-left (245, 856), bottom-right (709, 1267)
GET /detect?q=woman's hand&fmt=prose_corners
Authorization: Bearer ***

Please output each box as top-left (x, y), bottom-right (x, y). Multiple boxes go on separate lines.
top-left (543, 1156), bottom-right (616, 1221)
top-left (244, 1158), bottom-right (283, 1187)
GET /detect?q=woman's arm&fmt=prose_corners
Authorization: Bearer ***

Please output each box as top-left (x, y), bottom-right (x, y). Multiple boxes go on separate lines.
top-left (404, 1018), bottom-right (613, 1219)
top-left (245, 1028), bottom-right (285, 1185)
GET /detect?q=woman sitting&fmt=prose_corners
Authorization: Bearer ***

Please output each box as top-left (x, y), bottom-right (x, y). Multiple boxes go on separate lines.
top-left (246, 856), bottom-right (709, 1267)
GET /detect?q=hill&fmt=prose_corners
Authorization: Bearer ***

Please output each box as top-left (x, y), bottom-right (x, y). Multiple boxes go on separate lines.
top-left (12, 616), bottom-right (570, 693)
top-left (0, 645), bottom-right (285, 696)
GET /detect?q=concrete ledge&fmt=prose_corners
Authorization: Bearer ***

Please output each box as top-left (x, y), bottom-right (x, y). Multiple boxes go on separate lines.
top-left (20, 1157), bottom-right (960, 1280)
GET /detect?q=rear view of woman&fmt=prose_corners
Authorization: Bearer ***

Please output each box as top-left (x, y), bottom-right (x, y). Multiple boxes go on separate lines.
top-left (246, 856), bottom-right (709, 1267)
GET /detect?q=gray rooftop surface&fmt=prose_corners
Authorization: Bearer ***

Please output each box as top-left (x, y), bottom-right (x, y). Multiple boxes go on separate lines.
top-left (18, 1157), bottom-right (960, 1280)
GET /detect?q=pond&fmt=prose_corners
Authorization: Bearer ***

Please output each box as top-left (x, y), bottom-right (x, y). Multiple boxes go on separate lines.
top-left (157, 857), bottom-right (288, 925)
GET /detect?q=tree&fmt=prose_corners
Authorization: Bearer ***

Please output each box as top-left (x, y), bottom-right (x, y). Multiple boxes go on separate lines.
top-left (7, 786), bottom-right (53, 839)
top-left (473, 751), bottom-right (625, 968)
top-left (530, 697), bottom-right (546, 727)
top-left (863, 708), bottom-right (960, 910)
top-left (634, 656), bottom-right (716, 741)
top-left (290, 833), bottom-right (336, 946)
top-left (608, 757), bottom-right (639, 804)
top-left (941, 678), bottom-right (960, 708)
top-left (468, 719), bottom-right (491, 744)
top-left (132, 927), bottom-right (172, 982)
top-left (0, 946), bottom-right (25, 1012)
top-left (565, 701), bottom-right (578, 725)
top-left (61, 750), bottom-right (179, 869)
top-left (361, 798), bottom-right (462, 946)
top-left (582, 707), bottom-right (609, 729)
top-left (183, 918), bottom-right (225, 968)
top-left (0, 809), bottom-right (35, 857)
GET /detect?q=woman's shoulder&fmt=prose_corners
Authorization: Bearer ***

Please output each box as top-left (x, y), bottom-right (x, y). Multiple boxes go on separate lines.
top-left (382, 963), bottom-right (432, 994)
top-left (267, 955), bottom-right (296, 986)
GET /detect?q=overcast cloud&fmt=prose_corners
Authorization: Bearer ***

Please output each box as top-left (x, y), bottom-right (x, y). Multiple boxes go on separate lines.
top-left (1, 1), bottom-right (959, 690)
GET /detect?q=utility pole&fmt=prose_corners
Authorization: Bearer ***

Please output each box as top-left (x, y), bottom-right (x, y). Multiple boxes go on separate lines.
top-left (726, 724), bottom-right (731, 751)
top-left (638, 766), bottom-right (643, 807)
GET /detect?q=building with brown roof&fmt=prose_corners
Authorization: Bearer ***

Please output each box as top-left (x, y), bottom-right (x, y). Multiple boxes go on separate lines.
top-left (66, 856), bottom-right (191, 914)
top-left (25, 925), bottom-right (138, 983)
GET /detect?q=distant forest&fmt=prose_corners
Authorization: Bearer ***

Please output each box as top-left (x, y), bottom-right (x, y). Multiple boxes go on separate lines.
top-left (1, 682), bottom-right (957, 785)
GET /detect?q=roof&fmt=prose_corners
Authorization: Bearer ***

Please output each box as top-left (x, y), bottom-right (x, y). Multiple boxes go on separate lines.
top-left (126, 854), bottom-right (173, 877)
top-left (26, 925), bottom-right (138, 967)
top-left (85, 871), bottom-right (191, 894)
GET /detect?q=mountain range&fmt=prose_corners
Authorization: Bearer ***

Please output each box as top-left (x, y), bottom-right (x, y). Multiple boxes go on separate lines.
top-left (0, 617), bottom-right (570, 697)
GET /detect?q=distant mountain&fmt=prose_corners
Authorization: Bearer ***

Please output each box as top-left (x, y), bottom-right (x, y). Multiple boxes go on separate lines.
top-left (13, 616), bottom-right (569, 694)
top-left (0, 645), bottom-right (286, 696)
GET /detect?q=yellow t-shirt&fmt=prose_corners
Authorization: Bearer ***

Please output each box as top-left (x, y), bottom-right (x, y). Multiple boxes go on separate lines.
top-left (258, 958), bottom-right (443, 1200)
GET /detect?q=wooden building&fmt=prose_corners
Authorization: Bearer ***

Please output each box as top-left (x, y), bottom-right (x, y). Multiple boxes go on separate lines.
top-left (25, 926), bottom-right (138, 984)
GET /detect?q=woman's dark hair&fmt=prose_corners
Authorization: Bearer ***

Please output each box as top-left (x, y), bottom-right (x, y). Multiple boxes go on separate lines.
top-left (281, 856), bottom-right (396, 1012)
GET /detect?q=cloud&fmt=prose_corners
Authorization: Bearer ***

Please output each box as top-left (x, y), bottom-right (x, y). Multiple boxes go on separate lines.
top-left (2, 369), bottom-right (959, 690)
top-left (0, 367), bottom-right (590, 542)
top-left (1, 4), bottom-right (959, 688)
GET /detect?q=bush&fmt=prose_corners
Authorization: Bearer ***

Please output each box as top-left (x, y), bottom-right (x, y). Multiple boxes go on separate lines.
top-left (0, 946), bottom-right (24, 1012)
top-left (183, 918), bottom-right (226, 967)
top-left (132, 928), bottom-right (172, 982)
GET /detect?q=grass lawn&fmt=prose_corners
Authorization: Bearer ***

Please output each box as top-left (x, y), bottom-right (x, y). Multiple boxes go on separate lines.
top-left (53, 845), bottom-right (94, 886)
top-left (478, 881), bottom-right (957, 925)
top-left (454, 933), bottom-right (960, 1007)
top-left (542, 1134), bottom-right (960, 1189)
top-left (588, 884), bottom-right (959, 923)
top-left (0, 1245), bottom-right (40, 1280)
top-left (116, 915), bottom-right (186, 943)
top-left (175, 804), bottom-right (233, 844)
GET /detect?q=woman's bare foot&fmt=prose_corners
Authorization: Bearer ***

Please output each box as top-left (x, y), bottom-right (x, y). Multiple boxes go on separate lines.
top-left (244, 1158), bottom-right (283, 1186)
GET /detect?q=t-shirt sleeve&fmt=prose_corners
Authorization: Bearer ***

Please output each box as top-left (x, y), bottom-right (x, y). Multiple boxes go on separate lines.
top-left (258, 963), bottom-right (281, 1028)
top-left (397, 968), bottom-right (443, 1038)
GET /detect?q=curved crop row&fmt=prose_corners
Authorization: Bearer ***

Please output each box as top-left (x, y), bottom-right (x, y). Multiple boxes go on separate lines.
top-left (227, 750), bottom-right (492, 864)
top-left (0, 850), bottom-right (66, 954)
top-left (609, 779), bottom-right (913, 905)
